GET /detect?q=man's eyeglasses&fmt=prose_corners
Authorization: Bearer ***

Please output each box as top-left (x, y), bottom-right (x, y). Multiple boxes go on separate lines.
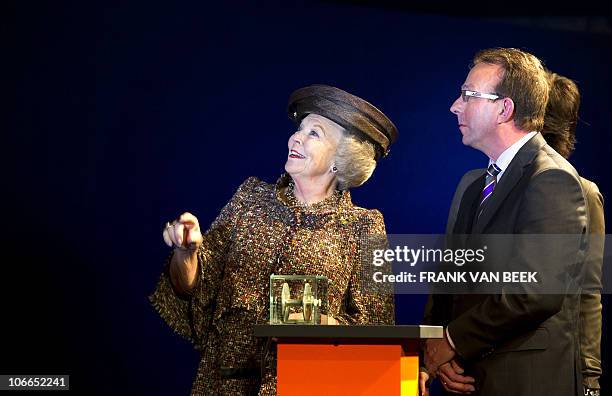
top-left (461, 89), bottom-right (501, 102)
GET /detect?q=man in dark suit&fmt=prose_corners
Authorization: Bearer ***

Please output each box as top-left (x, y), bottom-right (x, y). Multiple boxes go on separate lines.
top-left (422, 48), bottom-right (588, 395)
top-left (436, 70), bottom-right (605, 396)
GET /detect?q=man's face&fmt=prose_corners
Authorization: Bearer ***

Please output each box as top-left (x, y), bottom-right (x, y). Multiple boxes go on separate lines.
top-left (450, 63), bottom-right (504, 153)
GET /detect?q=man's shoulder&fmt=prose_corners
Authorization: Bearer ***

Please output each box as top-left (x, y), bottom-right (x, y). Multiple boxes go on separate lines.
top-left (531, 145), bottom-right (580, 179)
top-left (580, 177), bottom-right (601, 196)
top-left (580, 177), bottom-right (605, 215)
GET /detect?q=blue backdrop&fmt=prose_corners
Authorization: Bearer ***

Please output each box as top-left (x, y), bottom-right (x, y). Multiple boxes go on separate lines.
top-left (5, 1), bottom-right (611, 394)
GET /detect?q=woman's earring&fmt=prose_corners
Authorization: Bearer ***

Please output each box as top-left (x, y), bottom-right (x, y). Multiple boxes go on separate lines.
top-left (332, 166), bottom-right (338, 173)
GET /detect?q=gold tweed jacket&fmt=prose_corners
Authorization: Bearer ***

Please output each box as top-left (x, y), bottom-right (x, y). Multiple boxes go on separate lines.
top-left (150, 175), bottom-right (394, 395)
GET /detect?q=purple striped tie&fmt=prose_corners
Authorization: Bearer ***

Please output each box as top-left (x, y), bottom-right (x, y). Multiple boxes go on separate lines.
top-left (479, 163), bottom-right (502, 210)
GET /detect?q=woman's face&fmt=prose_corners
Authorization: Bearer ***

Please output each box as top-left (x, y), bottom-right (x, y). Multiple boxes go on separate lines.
top-left (285, 114), bottom-right (344, 180)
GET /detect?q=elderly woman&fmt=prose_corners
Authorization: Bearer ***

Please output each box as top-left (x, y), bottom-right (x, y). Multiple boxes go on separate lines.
top-left (150, 84), bottom-right (398, 395)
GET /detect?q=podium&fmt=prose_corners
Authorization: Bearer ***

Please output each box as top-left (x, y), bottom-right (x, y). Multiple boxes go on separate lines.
top-left (254, 325), bottom-right (443, 395)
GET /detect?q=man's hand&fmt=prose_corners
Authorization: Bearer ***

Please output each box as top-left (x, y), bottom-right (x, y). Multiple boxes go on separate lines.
top-left (438, 360), bottom-right (475, 394)
top-left (419, 370), bottom-right (430, 396)
top-left (424, 336), bottom-right (455, 374)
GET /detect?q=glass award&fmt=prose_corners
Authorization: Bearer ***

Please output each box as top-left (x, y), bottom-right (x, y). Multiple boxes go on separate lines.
top-left (269, 274), bottom-right (329, 325)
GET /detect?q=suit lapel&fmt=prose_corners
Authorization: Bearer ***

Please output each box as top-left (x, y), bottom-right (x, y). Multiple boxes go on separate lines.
top-left (473, 133), bottom-right (546, 233)
top-left (454, 174), bottom-right (485, 234)
top-left (473, 161), bottom-right (523, 233)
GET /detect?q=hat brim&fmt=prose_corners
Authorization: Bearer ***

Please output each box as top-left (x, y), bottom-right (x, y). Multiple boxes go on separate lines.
top-left (288, 85), bottom-right (398, 159)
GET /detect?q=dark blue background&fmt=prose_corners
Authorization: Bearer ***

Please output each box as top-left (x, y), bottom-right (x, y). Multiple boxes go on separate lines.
top-left (5, 1), bottom-right (611, 394)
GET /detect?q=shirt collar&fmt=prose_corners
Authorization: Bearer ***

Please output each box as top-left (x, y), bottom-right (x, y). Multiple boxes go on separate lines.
top-left (488, 131), bottom-right (538, 182)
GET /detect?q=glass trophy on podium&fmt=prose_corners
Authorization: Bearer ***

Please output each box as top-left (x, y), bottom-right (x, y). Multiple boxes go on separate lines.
top-left (269, 274), bottom-right (329, 325)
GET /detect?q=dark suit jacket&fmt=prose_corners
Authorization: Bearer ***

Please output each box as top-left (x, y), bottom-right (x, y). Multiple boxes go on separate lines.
top-left (441, 172), bottom-right (604, 391)
top-left (425, 133), bottom-right (589, 395)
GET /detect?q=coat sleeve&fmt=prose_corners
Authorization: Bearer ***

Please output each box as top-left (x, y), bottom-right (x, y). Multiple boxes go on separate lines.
top-left (579, 180), bottom-right (605, 388)
top-left (447, 169), bottom-right (588, 360)
top-left (337, 209), bottom-right (395, 325)
top-left (149, 177), bottom-right (258, 347)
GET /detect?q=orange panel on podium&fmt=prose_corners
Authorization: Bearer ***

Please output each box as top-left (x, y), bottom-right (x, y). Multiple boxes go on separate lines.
top-left (254, 325), bottom-right (442, 395)
top-left (278, 344), bottom-right (413, 395)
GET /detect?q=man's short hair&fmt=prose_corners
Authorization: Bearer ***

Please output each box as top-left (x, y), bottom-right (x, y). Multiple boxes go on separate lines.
top-left (472, 48), bottom-right (550, 132)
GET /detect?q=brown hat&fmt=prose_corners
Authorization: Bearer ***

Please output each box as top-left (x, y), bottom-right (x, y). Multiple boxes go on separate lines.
top-left (287, 84), bottom-right (398, 159)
